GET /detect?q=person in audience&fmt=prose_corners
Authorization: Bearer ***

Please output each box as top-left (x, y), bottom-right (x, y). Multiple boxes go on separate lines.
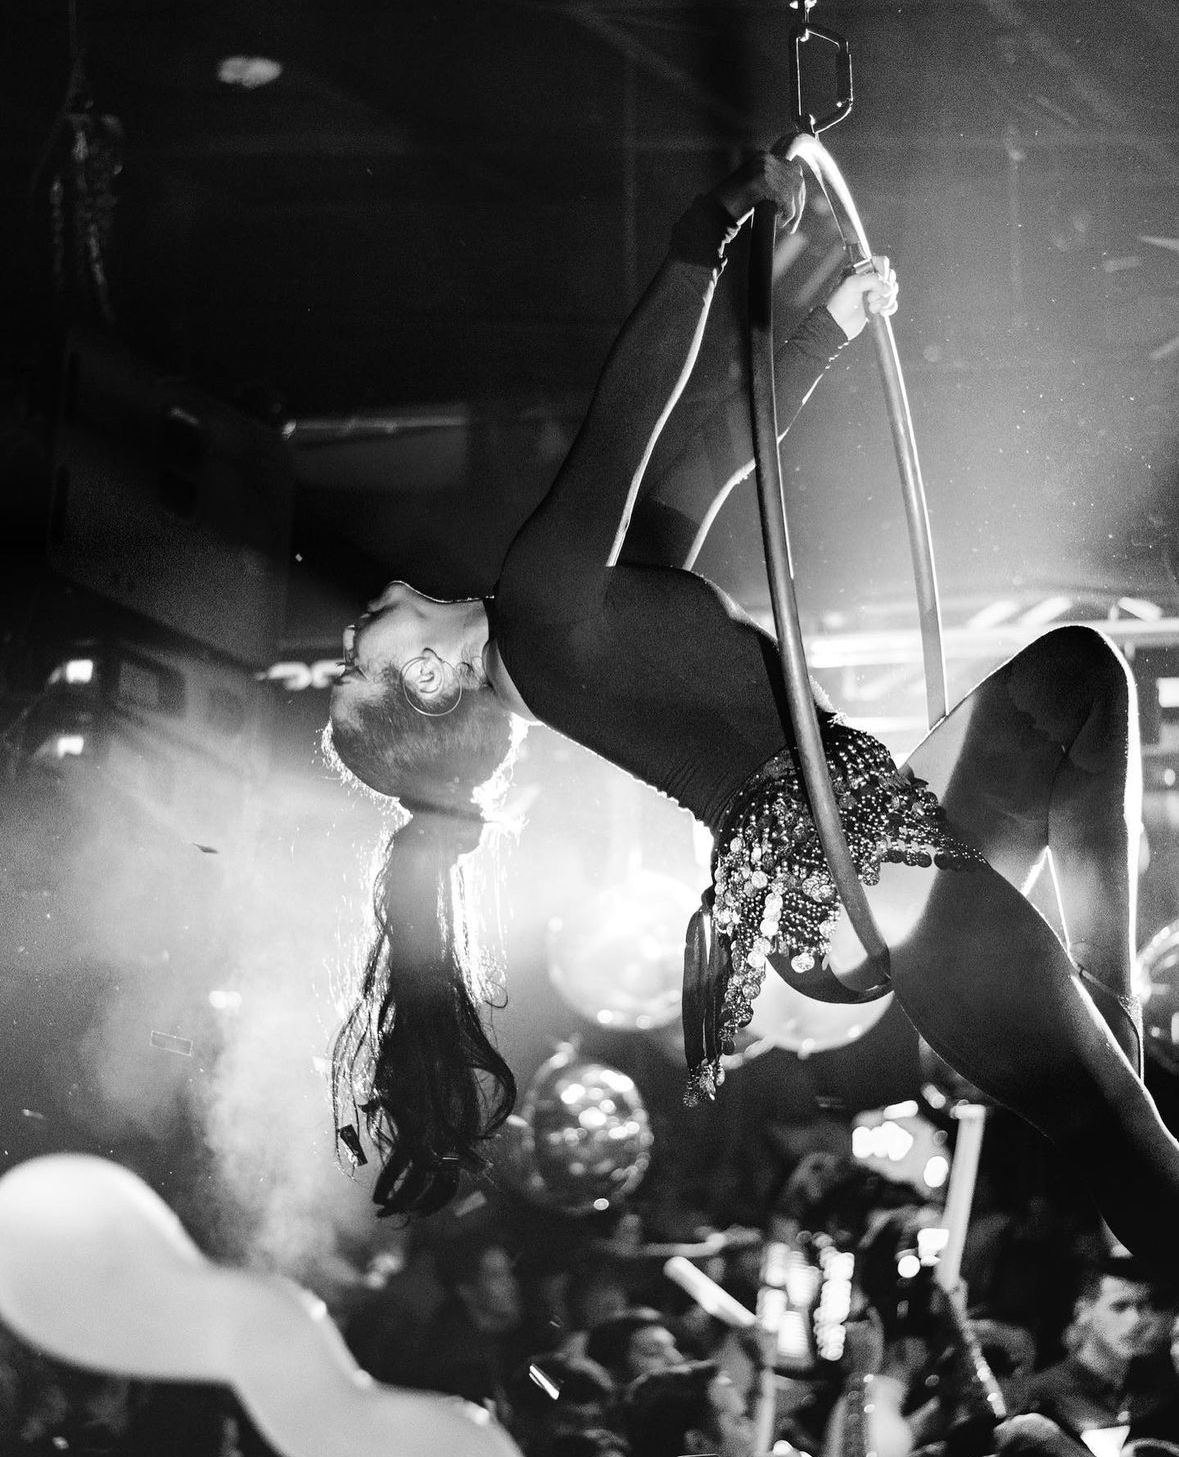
top-left (1022, 1257), bottom-right (1170, 1441)
top-left (531, 1430), bottom-right (630, 1457)
top-left (411, 1229), bottom-right (526, 1409)
top-left (821, 1314), bottom-right (924, 1457)
top-left (1128, 1310), bottom-right (1179, 1447)
top-left (623, 1361), bottom-right (758, 1457)
top-left (0, 1327), bottom-right (244, 1457)
top-left (1126, 1280), bottom-right (1179, 1424)
top-left (503, 1353), bottom-right (616, 1455)
top-left (558, 1263), bottom-right (632, 1359)
top-left (585, 1309), bottom-right (685, 1389)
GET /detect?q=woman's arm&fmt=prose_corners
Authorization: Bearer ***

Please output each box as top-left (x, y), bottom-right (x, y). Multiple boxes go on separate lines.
top-left (624, 261), bottom-right (899, 571)
top-left (500, 154), bottom-right (807, 592)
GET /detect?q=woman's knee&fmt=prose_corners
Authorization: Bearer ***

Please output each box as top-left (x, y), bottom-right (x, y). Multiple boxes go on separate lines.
top-left (1005, 626), bottom-right (1133, 746)
top-left (1038, 624), bottom-right (1130, 681)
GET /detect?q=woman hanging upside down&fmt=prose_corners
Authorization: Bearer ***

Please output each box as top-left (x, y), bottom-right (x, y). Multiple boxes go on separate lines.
top-left (325, 147), bottom-right (1179, 1259)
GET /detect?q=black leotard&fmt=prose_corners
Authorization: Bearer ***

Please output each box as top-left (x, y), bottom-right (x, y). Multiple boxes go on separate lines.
top-left (488, 201), bottom-right (848, 834)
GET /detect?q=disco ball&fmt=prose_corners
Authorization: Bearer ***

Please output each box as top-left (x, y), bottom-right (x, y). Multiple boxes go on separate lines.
top-left (547, 871), bottom-right (699, 1030)
top-left (505, 1046), bottom-right (653, 1215)
top-left (747, 967), bottom-right (892, 1056)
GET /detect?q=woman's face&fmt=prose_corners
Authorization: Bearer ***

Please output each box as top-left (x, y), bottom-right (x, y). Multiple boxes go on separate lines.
top-left (329, 582), bottom-right (454, 718)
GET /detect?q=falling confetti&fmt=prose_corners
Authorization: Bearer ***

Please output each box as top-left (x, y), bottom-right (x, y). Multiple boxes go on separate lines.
top-left (336, 1124), bottom-right (367, 1167)
top-left (528, 1364), bottom-right (561, 1401)
top-left (150, 1031), bottom-right (194, 1057)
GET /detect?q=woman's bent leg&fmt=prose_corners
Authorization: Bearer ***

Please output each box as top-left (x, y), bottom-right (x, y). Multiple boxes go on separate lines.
top-left (885, 861), bottom-right (1178, 1262)
top-left (903, 626), bottom-right (1142, 1067)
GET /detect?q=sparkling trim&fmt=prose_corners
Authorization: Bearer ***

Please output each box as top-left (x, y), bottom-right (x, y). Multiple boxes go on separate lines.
top-left (683, 1060), bottom-right (719, 1106)
top-left (684, 719), bottom-right (987, 1102)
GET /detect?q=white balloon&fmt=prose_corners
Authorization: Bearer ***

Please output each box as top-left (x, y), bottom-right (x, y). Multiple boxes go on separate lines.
top-left (747, 969), bottom-right (892, 1056)
top-left (548, 872), bottom-right (698, 1030)
top-left (0, 1155), bottom-right (520, 1457)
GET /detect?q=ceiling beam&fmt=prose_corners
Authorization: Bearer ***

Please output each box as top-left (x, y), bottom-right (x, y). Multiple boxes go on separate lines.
top-left (5, 127), bottom-right (1172, 164)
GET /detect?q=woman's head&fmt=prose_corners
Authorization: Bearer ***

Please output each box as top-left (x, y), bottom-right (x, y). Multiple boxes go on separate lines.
top-left (328, 582), bottom-right (514, 804)
top-left (326, 586), bottom-right (526, 1217)
top-left (331, 582), bottom-right (486, 711)
top-left (326, 673), bottom-right (516, 810)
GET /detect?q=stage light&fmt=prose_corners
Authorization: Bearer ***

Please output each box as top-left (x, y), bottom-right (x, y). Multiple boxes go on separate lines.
top-left (923, 1155), bottom-right (950, 1189)
top-left (852, 1120), bottom-right (915, 1164)
top-left (814, 1246), bottom-right (853, 1361)
top-left (217, 56), bottom-right (282, 89)
top-left (917, 1228), bottom-right (949, 1262)
top-left (48, 658), bottom-right (95, 686)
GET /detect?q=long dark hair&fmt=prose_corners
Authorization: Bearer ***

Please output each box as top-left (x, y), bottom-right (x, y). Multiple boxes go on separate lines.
top-left (326, 676), bottom-right (522, 1216)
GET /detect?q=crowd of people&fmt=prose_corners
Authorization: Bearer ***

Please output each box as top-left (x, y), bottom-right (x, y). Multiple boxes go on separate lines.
top-left (331, 1156), bottom-right (1179, 1457)
top-left (5, 1140), bottom-right (1175, 1457)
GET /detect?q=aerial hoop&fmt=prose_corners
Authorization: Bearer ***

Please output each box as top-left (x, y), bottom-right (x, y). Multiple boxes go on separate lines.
top-left (747, 86), bottom-right (946, 998)
top-left (781, 131), bottom-right (947, 726)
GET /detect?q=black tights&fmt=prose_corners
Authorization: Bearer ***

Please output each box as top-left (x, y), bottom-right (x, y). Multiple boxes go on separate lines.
top-left (907, 624), bottom-right (1141, 1067)
top-left (894, 627), bottom-right (1179, 1260)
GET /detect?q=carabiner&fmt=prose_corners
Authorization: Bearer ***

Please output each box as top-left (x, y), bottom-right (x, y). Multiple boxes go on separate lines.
top-left (788, 8), bottom-right (854, 135)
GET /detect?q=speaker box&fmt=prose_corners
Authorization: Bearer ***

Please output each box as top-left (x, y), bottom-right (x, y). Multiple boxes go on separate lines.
top-left (48, 329), bottom-right (294, 667)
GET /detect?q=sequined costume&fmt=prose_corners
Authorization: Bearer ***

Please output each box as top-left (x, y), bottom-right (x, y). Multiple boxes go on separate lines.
top-left (684, 719), bottom-right (987, 1102)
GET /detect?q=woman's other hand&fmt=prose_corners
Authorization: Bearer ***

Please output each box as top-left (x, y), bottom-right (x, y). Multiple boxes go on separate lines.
top-left (825, 255), bottom-right (899, 340)
top-left (711, 151), bottom-right (806, 233)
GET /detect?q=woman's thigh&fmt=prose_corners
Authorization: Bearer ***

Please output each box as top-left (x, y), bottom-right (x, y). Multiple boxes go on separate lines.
top-left (901, 626), bottom-right (1127, 886)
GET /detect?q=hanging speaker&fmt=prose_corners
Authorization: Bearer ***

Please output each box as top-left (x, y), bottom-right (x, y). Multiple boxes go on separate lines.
top-left (48, 328), bottom-right (294, 666)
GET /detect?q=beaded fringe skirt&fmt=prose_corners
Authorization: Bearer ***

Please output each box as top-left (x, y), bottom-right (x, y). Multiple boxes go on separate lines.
top-left (682, 717), bottom-right (988, 1104)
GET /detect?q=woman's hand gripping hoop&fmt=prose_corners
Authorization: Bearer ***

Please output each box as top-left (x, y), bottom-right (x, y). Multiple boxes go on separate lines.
top-left (710, 147), bottom-right (807, 233)
top-left (826, 256), bottom-right (899, 341)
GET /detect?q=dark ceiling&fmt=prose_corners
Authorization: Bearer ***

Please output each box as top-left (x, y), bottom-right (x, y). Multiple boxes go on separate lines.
top-left (7, 0), bottom-right (1179, 407)
top-left (4, 0), bottom-right (1179, 631)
